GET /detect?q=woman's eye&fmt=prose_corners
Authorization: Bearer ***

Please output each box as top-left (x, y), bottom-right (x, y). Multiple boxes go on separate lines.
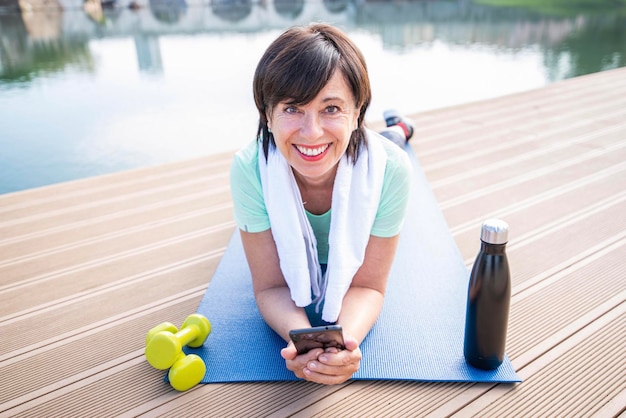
top-left (325, 105), bottom-right (339, 114)
top-left (285, 106), bottom-right (299, 114)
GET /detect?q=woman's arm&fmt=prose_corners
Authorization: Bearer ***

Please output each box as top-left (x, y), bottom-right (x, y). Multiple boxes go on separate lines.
top-left (337, 234), bottom-right (399, 342)
top-left (295, 234), bottom-right (400, 385)
top-left (242, 229), bottom-right (398, 341)
top-left (242, 228), bottom-right (400, 385)
top-left (239, 229), bottom-right (312, 341)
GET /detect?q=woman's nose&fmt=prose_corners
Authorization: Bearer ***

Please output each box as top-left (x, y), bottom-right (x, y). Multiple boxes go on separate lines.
top-left (300, 112), bottom-right (324, 140)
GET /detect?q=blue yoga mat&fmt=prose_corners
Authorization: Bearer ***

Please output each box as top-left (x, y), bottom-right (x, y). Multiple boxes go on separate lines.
top-left (190, 146), bottom-right (521, 383)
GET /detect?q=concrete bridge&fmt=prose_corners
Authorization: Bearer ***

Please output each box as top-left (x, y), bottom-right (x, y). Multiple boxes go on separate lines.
top-left (0, 0), bottom-right (589, 53)
top-left (1, 1), bottom-right (621, 88)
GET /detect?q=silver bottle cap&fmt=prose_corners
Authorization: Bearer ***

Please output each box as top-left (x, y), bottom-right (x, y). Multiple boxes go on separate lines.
top-left (480, 219), bottom-right (509, 244)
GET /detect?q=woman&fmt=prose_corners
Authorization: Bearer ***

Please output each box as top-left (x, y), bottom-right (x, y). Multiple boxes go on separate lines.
top-left (230, 23), bottom-right (412, 385)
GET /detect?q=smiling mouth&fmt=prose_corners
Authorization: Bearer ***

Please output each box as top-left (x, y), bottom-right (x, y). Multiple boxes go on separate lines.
top-left (295, 144), bottom-right (330, 157)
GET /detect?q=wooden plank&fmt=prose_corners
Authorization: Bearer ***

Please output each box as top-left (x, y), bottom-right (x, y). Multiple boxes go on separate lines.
top-left (1, 67), bottom-right (625, 417)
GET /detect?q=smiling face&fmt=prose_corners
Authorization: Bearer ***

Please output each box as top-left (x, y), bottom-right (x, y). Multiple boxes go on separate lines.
top-left (267, 71), bottom-right (360, 188)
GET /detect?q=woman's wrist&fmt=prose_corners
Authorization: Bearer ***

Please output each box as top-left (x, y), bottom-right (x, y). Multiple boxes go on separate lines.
top-left (336, 286), bottom-right (385, 345)
top-left (255, 286), bottom-right (311, 341)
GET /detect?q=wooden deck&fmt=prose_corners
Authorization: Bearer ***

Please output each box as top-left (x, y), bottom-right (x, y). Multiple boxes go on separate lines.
top-left (1, 67), bottom-right (625, 417)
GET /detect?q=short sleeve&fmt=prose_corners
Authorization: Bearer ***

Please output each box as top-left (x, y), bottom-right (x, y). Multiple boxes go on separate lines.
top-left (370, 139), bottom-right (412, 237)
top-left (229, 140), bottom-right (271, 233)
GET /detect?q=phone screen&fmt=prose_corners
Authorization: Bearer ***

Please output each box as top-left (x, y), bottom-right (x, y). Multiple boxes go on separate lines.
top-left (289, 325), bottom-right (345, 355)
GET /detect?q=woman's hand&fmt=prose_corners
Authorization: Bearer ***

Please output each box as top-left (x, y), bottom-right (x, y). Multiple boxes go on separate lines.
top-left (281, 334), bottom-right (361, 385)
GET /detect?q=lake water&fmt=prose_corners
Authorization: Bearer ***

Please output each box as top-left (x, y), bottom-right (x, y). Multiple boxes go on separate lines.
top-left (1, 0), bottom-right (625, 194)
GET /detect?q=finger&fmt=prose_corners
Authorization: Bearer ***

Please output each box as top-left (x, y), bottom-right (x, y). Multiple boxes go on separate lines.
top-left (302, 364), bottom-right (353, 385)
top-left (308, 359), bottom-right (360, 377)
top-left (284, 348), bottom-right (324, 377)
top-left (318, 348), bottom-right (362, 368)
top-left (342, 334), bottom-right (359, 351)
top-left (307, 355), bottom-right (360, 379)
top-left (280, 341), bottom-right (297, 360)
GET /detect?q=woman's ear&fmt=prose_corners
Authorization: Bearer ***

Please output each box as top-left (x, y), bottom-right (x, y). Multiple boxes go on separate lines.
top-left (354, 108), bottom-right (361, 130)
top-left (266, 112), bottom-right (272, 132)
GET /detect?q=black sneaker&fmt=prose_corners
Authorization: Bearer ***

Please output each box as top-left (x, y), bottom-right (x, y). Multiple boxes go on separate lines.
top-left (383, 109), bottom-right (415, 141)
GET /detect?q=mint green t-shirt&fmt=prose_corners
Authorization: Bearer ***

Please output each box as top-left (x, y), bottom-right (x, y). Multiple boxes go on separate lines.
top-left (230, 133), bottom-right (412, 264)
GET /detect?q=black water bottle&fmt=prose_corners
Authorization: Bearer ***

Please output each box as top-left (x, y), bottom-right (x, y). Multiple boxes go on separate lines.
top-left (463, 219), bottom-right (511, 370)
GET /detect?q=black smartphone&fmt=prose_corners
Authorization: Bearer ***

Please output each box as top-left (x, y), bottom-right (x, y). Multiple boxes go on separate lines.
top-left (289, 325), bottom-right (345, 355)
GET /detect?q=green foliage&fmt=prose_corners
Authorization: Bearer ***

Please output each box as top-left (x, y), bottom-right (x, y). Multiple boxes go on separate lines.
top-left (0, 40), bottom-right (94, 83)
top-left (474, 0), bottom-right (626, 16)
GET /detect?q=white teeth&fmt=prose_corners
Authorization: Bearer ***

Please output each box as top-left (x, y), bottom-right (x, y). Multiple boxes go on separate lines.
top-left (296, 144), bottom-right (328, 156)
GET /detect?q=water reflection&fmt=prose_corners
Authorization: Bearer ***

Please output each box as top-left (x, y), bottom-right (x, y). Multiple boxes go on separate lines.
top-left (323, 0), bottom-right (349, 14)
top-left (352, 2), bottom-right (626, 80)
top-left (0, 0), bottom-right (625, 194)
top-left (1, 1), bottom-right (624, 83)
top-left (273, 0), bottom-right (305, 19)
top-left (211, 0), bottom-right (252, 22)
top-left (0, 12), bottom-right (94, 83)
top-left (134, 34), bottom-right (162, 73)
top-left (150, 0), bottom-right (187, 24)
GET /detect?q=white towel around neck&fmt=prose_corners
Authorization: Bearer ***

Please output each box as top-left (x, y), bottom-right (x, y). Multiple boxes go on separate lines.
top-left (258, 129), bottom-right (387, 322)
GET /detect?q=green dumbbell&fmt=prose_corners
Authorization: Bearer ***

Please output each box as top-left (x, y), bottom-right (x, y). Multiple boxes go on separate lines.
top-left (146, 322), bottom-right (178, 346)
top-left (168, 353), bottom-right (206, 391)
top-left (145, 314), bottom-right (211, 370)
top-left (145, 320), bottom-right (207, 391)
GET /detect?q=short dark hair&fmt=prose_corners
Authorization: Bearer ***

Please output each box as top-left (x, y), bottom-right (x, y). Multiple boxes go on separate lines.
top-left (253, 23), bottom-right (371, 163)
